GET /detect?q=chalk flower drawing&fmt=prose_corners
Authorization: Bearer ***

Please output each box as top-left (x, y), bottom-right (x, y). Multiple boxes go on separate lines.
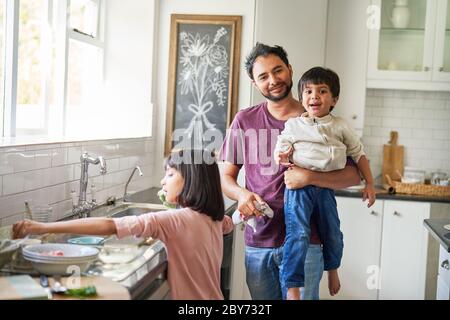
top-left (178, 27), bottom-right (229, 144)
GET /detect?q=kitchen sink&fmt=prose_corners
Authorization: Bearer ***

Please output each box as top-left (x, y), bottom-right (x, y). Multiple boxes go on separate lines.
top-left (110, 207), bottom-right (152, 218)
top-left (109, 203), bottom-right (167, 219)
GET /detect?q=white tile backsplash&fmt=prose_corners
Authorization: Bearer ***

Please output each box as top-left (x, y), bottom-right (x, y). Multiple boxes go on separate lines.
top-left (364, 89), bottom-right (450, 180)
top-left (0, 137), bottom-right (156, 226)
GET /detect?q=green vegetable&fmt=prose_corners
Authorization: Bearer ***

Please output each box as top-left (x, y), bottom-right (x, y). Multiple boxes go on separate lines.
top-left (65, 285), bottom-right (97, 298)
top-left (157, 189), bottom-right (176, 209)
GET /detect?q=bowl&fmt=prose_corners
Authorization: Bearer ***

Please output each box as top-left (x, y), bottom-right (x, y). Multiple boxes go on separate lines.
top-left (25, 257), bottom-right (95, 275)
top-left (67, 236), bottom-right (105, 245)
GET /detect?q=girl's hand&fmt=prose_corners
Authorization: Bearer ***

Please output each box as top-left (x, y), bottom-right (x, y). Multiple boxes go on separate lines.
top-left (12, 219), bottom-right (41, 239)
top-left (362, 184), bottom-right (376, 208)
top-left (237, 190), bottom-right (264, 217)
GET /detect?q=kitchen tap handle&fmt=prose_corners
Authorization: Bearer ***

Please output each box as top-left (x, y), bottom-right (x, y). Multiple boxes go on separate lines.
top-left (70, 190), bottom-right (78, 207)
top-left (90, 184), bottom-right (97, 204)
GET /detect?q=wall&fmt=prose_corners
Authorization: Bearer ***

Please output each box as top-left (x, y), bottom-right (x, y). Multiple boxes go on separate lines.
top-left (362, 89), bottom-right (450, 180)
top-left (0, 137), bottom-right (155, 227)
top-left (153, 0), bottom-right (257, 181)
top-left (252, 0), bottom-right (328, 103)
top-left (89, 0), bottom-right (156, 139)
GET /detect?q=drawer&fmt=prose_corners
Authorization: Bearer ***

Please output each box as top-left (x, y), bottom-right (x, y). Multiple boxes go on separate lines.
top-left (438, 246), bottom-right (450, 288)
top-left (437, 275), bottom-right (450, 300)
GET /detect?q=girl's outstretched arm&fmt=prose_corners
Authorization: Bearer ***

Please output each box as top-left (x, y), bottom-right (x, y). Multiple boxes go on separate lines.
top-left (13, 218), bottom-right (117, 239)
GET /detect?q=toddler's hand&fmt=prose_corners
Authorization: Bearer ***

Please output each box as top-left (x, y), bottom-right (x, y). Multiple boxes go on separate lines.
top-left (275, 146), bottom-right (293, 166)
top-left (362, 184), bottom-right (376, 208)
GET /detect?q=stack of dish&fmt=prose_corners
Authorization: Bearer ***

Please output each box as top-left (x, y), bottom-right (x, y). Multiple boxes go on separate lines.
top-left (22, 243), bottom-right (99, 275)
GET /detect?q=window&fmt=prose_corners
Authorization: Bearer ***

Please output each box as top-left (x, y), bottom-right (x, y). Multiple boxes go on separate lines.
top-left (1, 0), bottom-right (104, 139)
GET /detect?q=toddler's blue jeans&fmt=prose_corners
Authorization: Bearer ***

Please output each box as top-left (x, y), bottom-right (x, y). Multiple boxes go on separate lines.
top-left (282, 185), bottom-right (343, 288)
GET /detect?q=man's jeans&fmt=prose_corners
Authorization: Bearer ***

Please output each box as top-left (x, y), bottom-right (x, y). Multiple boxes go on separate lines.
top-left (282, 186), bottom-right (344, 288)
top-left (245, 244), bottom-right (324, 300)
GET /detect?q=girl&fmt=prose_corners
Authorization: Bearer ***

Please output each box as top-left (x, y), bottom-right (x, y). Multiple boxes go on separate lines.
top-left (13, 149), bottom-right (234, 300)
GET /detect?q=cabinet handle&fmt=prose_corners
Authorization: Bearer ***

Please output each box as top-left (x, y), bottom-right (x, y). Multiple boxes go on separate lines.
top-left (442, 260), bottom-right (449, 270)
top-left (423, 66), bottom-right (430, 71)
top-left (393, 211), bottom-right (401, 216)
top-left (352, 115), bottom-right (357, 120)
top-left (370, 210), bottom-right (378, 216)
top-left (439, 67), bottom-right (444, 72)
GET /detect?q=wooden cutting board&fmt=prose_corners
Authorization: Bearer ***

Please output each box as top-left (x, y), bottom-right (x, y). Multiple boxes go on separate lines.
top-left (382, 131), bottom-right (404, 185)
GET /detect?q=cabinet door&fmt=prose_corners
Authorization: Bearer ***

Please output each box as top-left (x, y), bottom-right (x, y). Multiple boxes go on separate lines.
top-left (252, 0), bottom-right (328, 104)
top-left (379, 200), bottom-right (430, 300)
top-left (230, 223), bottom-right (251, 300)
top-left (319, 197), bottom-right (383, 300)
top-left (432, 0), bottom-right (450, 81)
top-left (367, 0), bottom-right (437, 82)
top-left (325, 0), bottom-right (369, 134)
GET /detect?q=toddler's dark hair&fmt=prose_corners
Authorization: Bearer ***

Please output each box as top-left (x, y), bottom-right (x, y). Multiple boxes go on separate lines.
top-left (298, 67), bottom-right (340, 111)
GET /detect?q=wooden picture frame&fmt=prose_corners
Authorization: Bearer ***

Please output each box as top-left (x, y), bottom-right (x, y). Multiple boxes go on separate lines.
top-left (165, 14), bottom-right (242, 156)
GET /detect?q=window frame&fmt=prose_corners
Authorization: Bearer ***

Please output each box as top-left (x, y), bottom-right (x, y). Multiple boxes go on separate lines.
top-left (1, 0), bottom-right (104, 138)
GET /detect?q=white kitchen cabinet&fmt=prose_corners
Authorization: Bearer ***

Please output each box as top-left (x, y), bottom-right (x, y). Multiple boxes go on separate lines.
top-left (321, 197), bottom-right (450, 300)
top-left (320, 197), bottom-right (383, 300)
top-left (367, 0), bottom-right (450, 91)
top-left (325, 0), bottom-right (370, 135)
top-left (229, 223), bottom-right (251, 300)
top-left (379, 200), bottom-right (430, 300)
top-left (436, 245), bottom-right (450, 300)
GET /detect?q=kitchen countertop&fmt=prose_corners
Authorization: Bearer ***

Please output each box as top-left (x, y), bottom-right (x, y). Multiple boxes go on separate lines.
top-left (423, 219), bottom-right (450, 252)
top-left (335, 187), bottom-right (450, 204)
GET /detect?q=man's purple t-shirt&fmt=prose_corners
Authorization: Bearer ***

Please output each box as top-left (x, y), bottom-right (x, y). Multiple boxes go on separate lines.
top-left (219, 102), bottom-right (321, 248)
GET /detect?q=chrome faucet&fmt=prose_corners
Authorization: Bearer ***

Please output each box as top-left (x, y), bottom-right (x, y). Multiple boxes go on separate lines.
top-left (72, 152), bottom-right (107, 218)
top-left (123, 166), bottom-right (143, 202)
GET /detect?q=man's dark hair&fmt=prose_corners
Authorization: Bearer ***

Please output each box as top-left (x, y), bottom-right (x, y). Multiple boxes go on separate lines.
top-left (298, 67), bottom-right (340, 111)
top-left (245, 43), bottom-right (290, 80)
top-left (166, 149), bottom-right (225, 221)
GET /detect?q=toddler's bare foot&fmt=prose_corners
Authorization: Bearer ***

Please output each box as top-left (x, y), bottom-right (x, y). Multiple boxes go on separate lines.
top-left (328, 269), bottom-right (341, 296)
top-left (287, 287), bottom-right (301, 300)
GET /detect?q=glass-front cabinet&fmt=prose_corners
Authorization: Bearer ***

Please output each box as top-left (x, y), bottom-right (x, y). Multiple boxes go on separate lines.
top-left (367, 0), bottom-right (450, 90)
top-left (433, 0), bottom-right (450, 81)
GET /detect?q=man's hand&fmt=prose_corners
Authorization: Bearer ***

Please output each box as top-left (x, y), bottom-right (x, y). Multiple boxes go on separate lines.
top-left (362, 183), bottom-right (376, 208)
top-left (284, 166), bottom-right (313, 189)
top-left (238, 190), bottom-right (265, 217)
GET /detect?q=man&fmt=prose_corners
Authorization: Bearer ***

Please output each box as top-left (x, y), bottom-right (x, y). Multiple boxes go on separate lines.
top-left (219, 43), bottom-right (360, 300)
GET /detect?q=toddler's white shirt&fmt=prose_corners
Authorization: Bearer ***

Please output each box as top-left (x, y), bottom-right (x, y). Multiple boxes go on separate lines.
top-left (275, 112), bottom-right (365, 171)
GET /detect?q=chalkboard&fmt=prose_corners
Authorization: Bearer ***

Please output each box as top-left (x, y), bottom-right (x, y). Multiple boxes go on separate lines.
top-left (165, 14), bottom-right (242, 155)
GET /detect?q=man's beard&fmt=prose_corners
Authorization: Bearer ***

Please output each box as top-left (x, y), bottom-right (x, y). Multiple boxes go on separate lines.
top-left (261, 81), bottom-right (293, 102)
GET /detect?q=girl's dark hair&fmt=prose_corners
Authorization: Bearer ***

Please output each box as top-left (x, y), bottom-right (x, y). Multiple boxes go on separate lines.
top-left (165, 149), bottom-right (225, 221)
top-left (298, 67), bottom-right (340, 111)
top-left (245, 42), bottom-right (290, 80)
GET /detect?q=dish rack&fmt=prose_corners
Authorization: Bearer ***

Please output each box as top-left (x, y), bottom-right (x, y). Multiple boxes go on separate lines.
top-left (385, 175), bottom-right (450, 197)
